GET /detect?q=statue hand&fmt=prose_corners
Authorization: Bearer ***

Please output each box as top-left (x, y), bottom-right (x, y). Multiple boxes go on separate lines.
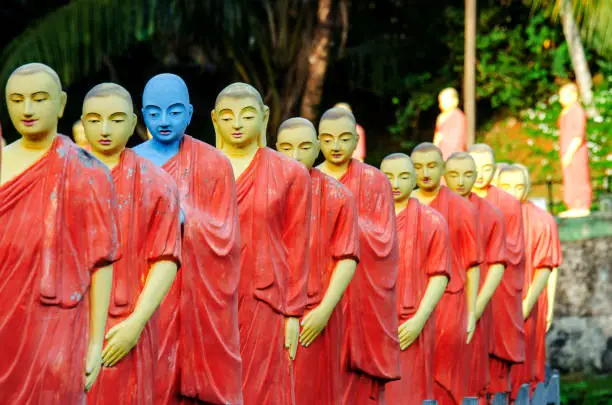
top-left (101, 315), bottom-right (146, 367)
top-left (300, 304), bottom-right (333, 348)
top-left (398, 316), bottom-right (425, 350)
top-left (466, 312), bottom-right (476, 344)
top-left (285, 317), bottom-right (300, 361)
top-left (546, 315), bottom-right (553, 333)
top-left (84, 343), bottom-right (102, 392)
top-left (562, 154), bottom-right (572, 168)
top-left (522, 299), bottom-right (529, 320)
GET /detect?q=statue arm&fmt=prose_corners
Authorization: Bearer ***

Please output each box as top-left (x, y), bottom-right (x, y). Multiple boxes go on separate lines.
top-left (300, 259), bottom-right (357, 347)
top-left (523, 268), bottom-right (551, 319)
top-left (101, 260), bottom-right (178, 367)
top-left (562, 137), bottom-right (583, 165)
top-left (85, 264), bottom-right (113, 392)
top-left (475, 263), bottom-right (505, 321)
top-left (546, 267), bottom-right (559, 331)
top-left (465, 265), bottom-right (480, 343)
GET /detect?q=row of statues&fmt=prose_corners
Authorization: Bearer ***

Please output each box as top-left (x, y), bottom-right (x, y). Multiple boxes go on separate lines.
top-left (0, 63), bottom-right (561, 405)
top-left (433, 85), bottom-right (592, 218)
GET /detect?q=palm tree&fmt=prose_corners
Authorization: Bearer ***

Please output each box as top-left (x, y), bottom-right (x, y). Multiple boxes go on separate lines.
top-left (0, 0), bottom-right (349, 136)
top-left (523, 0), bottom-right (612, 114)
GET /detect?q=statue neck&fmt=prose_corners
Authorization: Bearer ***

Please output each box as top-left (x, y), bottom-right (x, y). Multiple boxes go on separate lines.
top-left (472, 185), bottom-right (489, 197)
top-left (394, 197), bottom-right (410, 214)
top-left (20, 130), bottom-right (57, 152)
top-left (91, 149), bottom-right (122, 170)
top-left (319, 159), bottom-right (351, 180)
top-left (150, 137), bottom-right (182, 156)
top-left (413, 185), bottom-right (441, 205)
top-left (221, 139), bottom-right (260, 160)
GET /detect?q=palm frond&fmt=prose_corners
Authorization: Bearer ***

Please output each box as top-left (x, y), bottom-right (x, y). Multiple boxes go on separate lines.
top-left (523, 0), bottom-right (612, 56)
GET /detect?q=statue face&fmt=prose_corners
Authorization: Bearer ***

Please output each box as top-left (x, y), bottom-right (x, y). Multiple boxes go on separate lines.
top-left (318, 117), bottom-right (358, 165)
top-left (411, 150), bottom-right (444, 192)
top-left (212, 96), bottom-right (268, 149)
top-left (559, 87), bottom-right (578, 107)
top-left (438, 90), bottom-right (458, 112)
top-left (5, 72), bottom-right (67, 139)
top-left (470, 151), bottom-right (495, 190)
top-left (82, 95), bottom-right (136, 156)
top-left (498, 171), bottom-right (527, 202)
top-left (444, 158), bottom-right (477, 197)
top-left (142, 74), bottom-right (193, 144)
top-left (381, 157), bottom-right (415, 203)
top-left (276, 126), bottom-right (319, 169)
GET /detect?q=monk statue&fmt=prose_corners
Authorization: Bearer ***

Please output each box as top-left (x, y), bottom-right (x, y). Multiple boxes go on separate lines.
top-left (334, 102), bottom-right (366, 161)
top-left (433, 88), bottom-right (467, 160)
top-left (468, 144), bottom-right (526, 401)
top-left (510, 163), bottom-right (563, 390)
top-left (213, 83), bottom-right (311, 405)
top-left (317, 107), bottom-right (400, 405)
top-left (380, 153), bottom-right (450, 405)
top-left (497, 165), bottom-right (554, 398)
top-left (410, 143), bottom-right (481, 405)
top-left (444, 152), bottom-right (508, 401)
top-left (80, 83), bottom-right (181, 405)
top-left (557, 83), bottom-right (592, 218)
top-left (0, 63), bottom-right (120, 403)
top-left (72, 119), bottom-right (91, 151)
top-left (276, 117), bottom-right (359, 405)
top-left (134, 74), bottom-right (243, 405)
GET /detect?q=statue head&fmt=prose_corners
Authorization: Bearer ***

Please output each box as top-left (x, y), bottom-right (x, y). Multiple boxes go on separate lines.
top-left (410, 142), bottom-right (444, 192)
top-left (212, 82), bottom-right (269, 150)
top-left (82, 83), bottom-right (137, 158)
top-left (444, 152), bottom-right (477, 197)
top-left (72, 119), bottom-right (89, 148)
top-left (498, 164), bottom-right (529, 202)
top-left (142, 73), bottom-right (193, 144)
top-left (380, 153), bottom-right (416, 204)
top-left (438, 87), bottom-right (459, 113)
top-left (318, 107), bottom-right (358, 166)
top-left (334, 102), bottom-right (353, 112)
top-left (559, 83), bottom-right (579, 108)
top-left (276, 117), bottom-right (319, 169)
top-left (5, 63), bottom-right (67, 141)
top-left (468, 143), bottom-right (496, 191)
top-left (492, 161), bottom-right (509, 187)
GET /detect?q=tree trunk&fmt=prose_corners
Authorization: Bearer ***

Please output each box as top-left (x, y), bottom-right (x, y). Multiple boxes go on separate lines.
top-left (561, 0), bottom-right (597, 116)
top-left (464, 0), bottom-right (477, 147)
top-left (300, 0), bottom-right (333, 121)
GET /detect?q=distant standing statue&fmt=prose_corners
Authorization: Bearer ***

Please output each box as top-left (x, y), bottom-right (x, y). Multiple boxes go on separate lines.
top-left (434, 88), bottom-right (467, 160)
top-left (557, 83), bottom-right (592, 218)
top-left (72, 119), bottom-right (91, 151)
top-left (335, 102), bottom-right (366, 162)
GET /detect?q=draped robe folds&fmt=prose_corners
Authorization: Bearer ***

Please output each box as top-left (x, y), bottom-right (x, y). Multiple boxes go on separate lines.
top-left (156, 136), bottom-right (243, 405)
top-left (87, 149), bottom-right (181, 405)
top-left (429, 186), bottom-right (482, 405)
top-left (466, 194), bottom-right (508, 398)
top-left (436, 109), bottom-right (467, 160)
top-left (0, 135), bottom-right (120, 405)
top-left (294, 168), bottom-right (359, 405)
top-left (482, 185), bottom-right (526, 395)
top-left (533, 212), bottom-right (563, 387)
top-left (385, 199), bottom-right (451, 405)
top-left (558, 103), bottom-right (592, 211)
top-left (510, 201), bottom-right (555, 399)
top-left (236, 147), bottom-right (311, 405)
top-left (338, 159), bottom-right (400, 405)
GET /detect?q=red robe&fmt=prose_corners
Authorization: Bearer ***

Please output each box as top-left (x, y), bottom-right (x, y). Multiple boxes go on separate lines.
top-left (386, 199), bottom-right (451, 405)
top-left (294, 168), bottom-right (360, 405)
top-left (533, 212), bottom-right (563, 386)
top-left (436, 109), bottom-right (467, 160)
top-left (429, 186), bottom-right (482, 405)
top-left (510, 201), bottom-right (555, 398)
top-left (483, 186), bottom-right (526, 395)
top-left (466, 194), bottom-right (508, 398)
top-left (87, 149), bottom-right (181, 405)
top-left (236, 147), bottom-right (311, 405)
top-left (156, 136), bottom-right (243, 405)
top-left (558, 102), bottom-right (592, 211)
top-left (0, 135), bottom-right (120, 404)
top-left (338, 159), bottom-right (400, 405)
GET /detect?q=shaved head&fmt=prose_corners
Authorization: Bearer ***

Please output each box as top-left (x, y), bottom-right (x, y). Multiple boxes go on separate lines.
top-left (382, 152), bottom-right (412, 163)
top-left (320, 107), bottom-right (356, 128)
top-left (411, 142), bottom-right (443, 161)
top-left (446, 151), bottom-right (475, 165)
top-left (334, 102), bottom-right (352, 112)
top-left (560, 83), bottom-right (578, 94)
top-left (439, 87), bottom-right (459, 99)
top-left (499, 164), bottom-right (526, 180)
top-left (215, 82), bottom-right (264, 109)
top-left (467, 143), bottom-right (495, 160)
top-left (84, 83), bottom-right (133, 107)
top-left (278, 117), bottom-right (316, 141)
top-left (9, 63), bottom-right (62, 92)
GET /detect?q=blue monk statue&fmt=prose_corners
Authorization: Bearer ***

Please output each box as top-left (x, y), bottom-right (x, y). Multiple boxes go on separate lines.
top-left (133, 73), bottom-right (193, 166)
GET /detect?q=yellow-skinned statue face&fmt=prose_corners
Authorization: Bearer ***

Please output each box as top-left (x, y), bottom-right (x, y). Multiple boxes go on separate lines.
top-left (5, 63), bottom-right (67, 140)
top-left (276, 118), bottom-right (319, 170)
top-left (380, 155), bottom-right (416, 204)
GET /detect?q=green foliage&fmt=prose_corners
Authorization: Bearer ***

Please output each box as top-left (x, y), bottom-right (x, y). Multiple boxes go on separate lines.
top-left (561, 374), bottom-right (612, 404)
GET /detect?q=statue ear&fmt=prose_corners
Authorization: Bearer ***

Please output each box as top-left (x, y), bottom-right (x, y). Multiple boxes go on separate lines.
top-left (211, 109), bottom-right (223, 149)
top-left (187, 104), bottom-right (194, 125)
top-left (259, 105), bottom-right (270, 147)
top-left (58, 91), bottom-right (68, 118)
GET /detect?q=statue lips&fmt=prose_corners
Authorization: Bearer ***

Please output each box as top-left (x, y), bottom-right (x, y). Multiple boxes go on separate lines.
top-left (22, 119), bottom-right (38, 127)
top-left (231, 131), bottom-right (243, 139)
